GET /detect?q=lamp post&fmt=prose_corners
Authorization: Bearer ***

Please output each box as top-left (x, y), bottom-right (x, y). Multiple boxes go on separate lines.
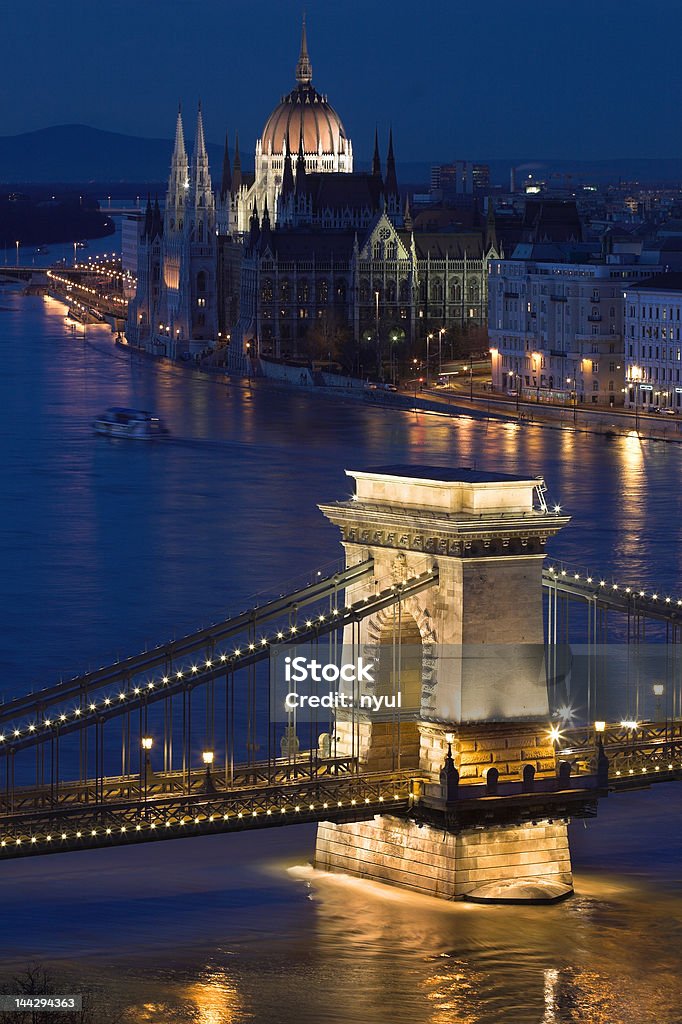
top-left (469, 354), bottom-right (474, 401)
top-left (566, 377), bottom-right (577, 424)
top-left (15, 240), bottom-right (19, 267)
top-left (141, 737), bottom-right (153, 813)
top-left (426, 332), bottom-right (433, 386)
top-left (629, 365), bottom-right (642, 433)
top-left (508, 370), bottom-right (520, 413)
top-left (202, 750), bottom-right (216, 793)
top-left (653, 683), bottom-right (664, 721)
top-left (438, 327), bottom-right (445, 378)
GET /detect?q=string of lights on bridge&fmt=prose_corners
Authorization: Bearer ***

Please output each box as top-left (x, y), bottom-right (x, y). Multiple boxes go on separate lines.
top-left (0, 792), bottom-right (410, 855)
top-left (546, 564), bottom-right (682, 608)
top-left (0, 569), bottom-right (435, 745)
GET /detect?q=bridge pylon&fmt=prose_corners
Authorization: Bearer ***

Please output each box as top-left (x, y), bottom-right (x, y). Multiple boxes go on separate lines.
top-left (316, 465), bottom-right (574, 902)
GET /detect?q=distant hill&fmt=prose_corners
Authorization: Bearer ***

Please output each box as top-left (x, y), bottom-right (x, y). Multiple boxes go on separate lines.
top-left (0, 125), bottom-right (224, 184)
top-left (2, 125), bottom-right (682, 188)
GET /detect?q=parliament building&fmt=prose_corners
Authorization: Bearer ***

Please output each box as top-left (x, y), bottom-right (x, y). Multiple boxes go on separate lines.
top-left (127, 19), bottom-right (499, 372)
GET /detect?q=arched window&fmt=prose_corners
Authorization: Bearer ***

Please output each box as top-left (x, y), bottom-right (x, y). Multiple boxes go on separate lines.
top-left (197, 270), bottom-right (207, 293)
top-left (317, 279), bottom-right (328, 304)
top-left (468, 280), bottom-right (479, 301)
top-left (431, 280), bottom-right (443, 302)
top-left (261, 278), bottom-right (273, 303)
top-left (449, 281), bottom-right (462, 301)
top-left (386, 280), bottom-right (397, 303)
top-left (399, 279), bottom-right (410, 302)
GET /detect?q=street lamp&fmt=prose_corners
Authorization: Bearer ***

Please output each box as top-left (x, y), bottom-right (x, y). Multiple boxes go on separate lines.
top-left (629, 365), bottom-right (642, 432)
top-left (653, 683), bottom-right (664, 720)
top-left (141, 737), bottom-right (153, 811)
top-left (15, 240), bottom-right (19, 267)
top-left (202, 750), bottom-right (216, 793)
top-left (532, 354), bottom-right (540, 402)
top-left (426, 332), bottom-right (433, 386)
top-left (508, 370), bottom-right (520, 412)
top-left (566, 377), bottom-right (577, 424)
top-left (438, 327), bottom-right (445, 378)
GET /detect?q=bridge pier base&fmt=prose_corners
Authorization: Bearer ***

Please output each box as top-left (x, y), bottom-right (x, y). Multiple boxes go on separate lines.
top-left (315, 815), bottom-right (573, 903)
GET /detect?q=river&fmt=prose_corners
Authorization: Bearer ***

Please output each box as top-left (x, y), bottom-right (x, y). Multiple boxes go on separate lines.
top-left (1, 273), bottom-right (681, 1023)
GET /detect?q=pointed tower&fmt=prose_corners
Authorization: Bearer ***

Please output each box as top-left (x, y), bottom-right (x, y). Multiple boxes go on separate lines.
top-left (260, 195), bottom-right (273, 252)
top-left (166, 105), bottom-right (190, 234)
top-left (282, 133), bottom-right (295, 195)
top-left (220, 132), bottom-right (232, 200)
top-left (190, 101), bottom-right (215, 243)
top-left (296, 13), bottom-right (313, 85)
top-left (404, 194), bottom-right (413, 232)
top-left (142, 193), bottom-right (153, 239)
top-left (372, 128), bottom-right (382, 180)
top-left (249, 199), bottom-right (260, 248)
top-left (295, 121), bottom-right (307, 193)
top-left (232, 132), bottom-right (242, 193)
top-left (385, 128), bottom-right (398, 196)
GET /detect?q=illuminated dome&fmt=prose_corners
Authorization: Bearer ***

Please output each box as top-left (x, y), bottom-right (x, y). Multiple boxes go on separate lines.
top-left (259, 19), bottom-right (351, 164)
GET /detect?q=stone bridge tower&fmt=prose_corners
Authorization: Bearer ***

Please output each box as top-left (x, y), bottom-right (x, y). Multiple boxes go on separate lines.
top-left (316, 465), bottom-right (574, 902)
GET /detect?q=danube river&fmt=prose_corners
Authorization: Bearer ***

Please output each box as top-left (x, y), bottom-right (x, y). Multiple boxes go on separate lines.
top-left (1, 282), bottom-right (682, 1023)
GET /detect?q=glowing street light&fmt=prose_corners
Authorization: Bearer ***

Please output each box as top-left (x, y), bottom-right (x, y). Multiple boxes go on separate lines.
top-left (202, 750), bottom-right (216, 793)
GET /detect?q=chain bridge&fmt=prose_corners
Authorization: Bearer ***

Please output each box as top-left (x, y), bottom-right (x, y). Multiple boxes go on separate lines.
top-left (1, 466), bottom-right (680, 902)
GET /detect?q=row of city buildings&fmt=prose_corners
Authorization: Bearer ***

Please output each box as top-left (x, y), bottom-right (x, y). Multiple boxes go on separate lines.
top-left (126, 17), bottom-right (682, 409)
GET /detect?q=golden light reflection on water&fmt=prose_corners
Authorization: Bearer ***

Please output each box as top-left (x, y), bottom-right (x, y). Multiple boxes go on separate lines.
top-left (130, 969), bottom-right (246, 1024)
top-left (185, 972), bottom-right (244, 1024)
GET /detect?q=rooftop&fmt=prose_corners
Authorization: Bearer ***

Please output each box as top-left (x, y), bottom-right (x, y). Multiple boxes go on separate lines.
top-left (351, 465), bottom-right (539, 484)
top-left (625, 271), bottom-right (682, 293)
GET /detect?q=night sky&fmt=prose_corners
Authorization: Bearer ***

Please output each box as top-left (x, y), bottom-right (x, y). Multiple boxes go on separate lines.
top-left (2, 0), bottom-right (682, 162)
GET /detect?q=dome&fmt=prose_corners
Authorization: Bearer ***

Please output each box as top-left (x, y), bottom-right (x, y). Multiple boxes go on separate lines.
top-left (261, 84), bottom-right (349, 156)
top-left (259, 18), bottom-right (349, 158)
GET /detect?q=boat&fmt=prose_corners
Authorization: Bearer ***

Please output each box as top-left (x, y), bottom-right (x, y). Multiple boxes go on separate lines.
top-left (93, 407), bottom-right (167, 439)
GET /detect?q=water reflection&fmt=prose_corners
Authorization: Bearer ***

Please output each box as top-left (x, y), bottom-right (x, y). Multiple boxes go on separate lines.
top-left (3, 289), bottom-right (682, 1020)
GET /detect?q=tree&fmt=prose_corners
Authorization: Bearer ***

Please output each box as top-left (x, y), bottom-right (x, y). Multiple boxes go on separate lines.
top-left (0, 963), bottom-right (126, 1024)
top-left (301, 310), bottom-right (354, 369)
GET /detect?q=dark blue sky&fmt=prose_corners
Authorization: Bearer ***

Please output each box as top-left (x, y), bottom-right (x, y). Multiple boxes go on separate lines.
top-left (3, 0), bottom-right (682, 162)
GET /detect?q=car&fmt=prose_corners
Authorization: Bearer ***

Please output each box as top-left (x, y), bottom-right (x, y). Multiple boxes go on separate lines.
top-left (664, 408), bottom-right (677, 415)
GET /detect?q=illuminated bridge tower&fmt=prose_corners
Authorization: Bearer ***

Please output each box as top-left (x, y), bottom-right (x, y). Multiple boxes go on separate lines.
top-left (316, 465), bottom-right (573, 901)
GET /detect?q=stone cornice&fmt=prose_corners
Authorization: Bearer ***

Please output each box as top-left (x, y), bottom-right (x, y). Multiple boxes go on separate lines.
top-left (319, 500), bottom-right (568, 558)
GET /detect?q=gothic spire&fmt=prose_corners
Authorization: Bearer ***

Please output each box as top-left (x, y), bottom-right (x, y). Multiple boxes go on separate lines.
top-left (173, 104), bottom-right (186, 159)
top-left (195, 100), bottom-right (206, 158)
top-left (385, 127), bottom-right (398, 195)
top-left (192, 100), bottom-right (211, 196)
top-left (143, 193), bottom-right (153, 238)
top-left (296, 121), bottom-right (307, 193)
top-left (220, 132), bottom-right (232, 198)
top-left (249, 198), bottom-right (260, 247)
top-left (232, 131), bottom-right (242, 192)
top-left (260, 195), bottom-right (273, 251)
top-left (372, 127), bottom-right (382, 180)
top-left (295, 13), bottom-right (312, 85)
top-left (404, 193), bottom-right (413, 231)
top-left (282, 133), bottom-right (295, 195)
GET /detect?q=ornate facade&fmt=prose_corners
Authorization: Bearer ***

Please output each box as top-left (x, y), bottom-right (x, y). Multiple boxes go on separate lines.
top-left (127, 17), bottom-right (498, 366)
top-left (128, 106), bottom-right (218, 357)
